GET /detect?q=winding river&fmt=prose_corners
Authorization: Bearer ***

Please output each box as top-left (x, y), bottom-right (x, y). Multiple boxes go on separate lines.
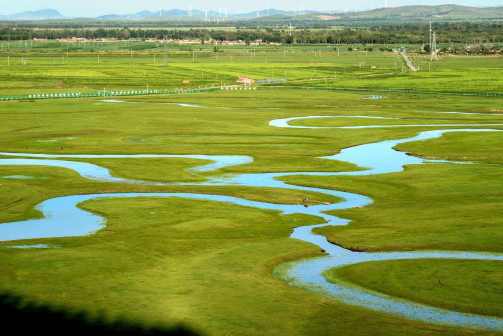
top-left (1, 115), bottom-right (503, 331)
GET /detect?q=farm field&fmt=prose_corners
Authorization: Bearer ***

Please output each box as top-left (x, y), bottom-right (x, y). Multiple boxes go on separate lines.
top-left (1, 42), bottom-right (503, 96)
top-left (1, 43), bottom-right (503, 336)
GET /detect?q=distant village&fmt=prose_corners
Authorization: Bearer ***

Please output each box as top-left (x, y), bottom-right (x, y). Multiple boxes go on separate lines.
top-left (34, 37), bottom-right (281, 46)
top-left (28, 36), bottom-right (503, 55)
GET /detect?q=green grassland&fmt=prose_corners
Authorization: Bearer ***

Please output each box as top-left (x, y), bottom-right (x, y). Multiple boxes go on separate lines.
top-left (0, 44), bottom-right (503, 335)
top-left (396, 131), bottom-right (503, 164)
top-left (289, 161), bottom-right (503, 252)
top-left (2, 41), bottom-right (502, 97)
top-left (326, 259), bottom-right (503, 318)
top-left (0, 192), bottom-right (480, 336)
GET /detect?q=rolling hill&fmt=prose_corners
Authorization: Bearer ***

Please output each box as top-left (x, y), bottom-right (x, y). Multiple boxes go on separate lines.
top-left (0, 9), bottom-right (64, 21)
top-left (1, 5), bottom-right (502, 23)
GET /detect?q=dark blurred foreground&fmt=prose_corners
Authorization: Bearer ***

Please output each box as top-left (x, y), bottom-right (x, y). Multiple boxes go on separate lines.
top-left (0, 293), bottom-right (200, 336)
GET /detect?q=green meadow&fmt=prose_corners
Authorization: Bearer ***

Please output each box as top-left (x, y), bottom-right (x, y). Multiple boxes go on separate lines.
top-left (3, 41), bottom-right (502, 96)
top-left (326, 259), bottom-right (503, 318)
top-left (1, 43), bottom-right (503, 335)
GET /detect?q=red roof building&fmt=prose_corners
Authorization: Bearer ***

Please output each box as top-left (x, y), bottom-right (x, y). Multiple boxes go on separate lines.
top-left (237, 77), bottom-right (255, 85)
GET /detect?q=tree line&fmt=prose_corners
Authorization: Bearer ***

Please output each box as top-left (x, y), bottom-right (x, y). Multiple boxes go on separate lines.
top-left (1, 23), bottom-right (502, 45)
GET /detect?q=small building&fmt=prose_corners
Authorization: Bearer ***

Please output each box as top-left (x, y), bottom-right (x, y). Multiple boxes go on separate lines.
top-left (236, 76), bottom-right (255, 86)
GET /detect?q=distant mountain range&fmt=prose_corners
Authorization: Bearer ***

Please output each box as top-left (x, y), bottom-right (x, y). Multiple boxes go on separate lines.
top-left (338, 4), bottom-right (503, 21)
top-left (0, 9), bottom-right (64, 21)
top-left (1, 5), bottom-right (503, 23)
top-left (253, 5), bottom-right (503, 23)
top-left (96, 9), bottom-right (316, 21)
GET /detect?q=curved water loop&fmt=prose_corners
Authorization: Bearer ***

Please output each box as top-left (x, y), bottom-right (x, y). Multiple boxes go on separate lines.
top-left (269, 115), bottom-right (398, 128)
top-left (270, 115), bottom-right (503, 129)
top-left (1, 116), bottom-right (503, 330)
top-left (0, 153), bottom-right (253, 184)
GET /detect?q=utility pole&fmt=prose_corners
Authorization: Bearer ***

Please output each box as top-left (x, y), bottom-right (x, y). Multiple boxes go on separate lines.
top-left (428, 20), bottom-right (438, 62)
top-left (164, 36), bottom-right (168, 64)
top-left (432, 32), bottom-right (438, 61)
top-left (429, 20), bottom-right (433, 61)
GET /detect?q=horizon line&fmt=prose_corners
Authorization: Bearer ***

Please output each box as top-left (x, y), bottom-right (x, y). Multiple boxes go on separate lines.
top-left (2, 3), bottom-right (501, 18)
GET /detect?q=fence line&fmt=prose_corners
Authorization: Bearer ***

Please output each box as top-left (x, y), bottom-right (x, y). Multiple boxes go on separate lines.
top-left (0, 85), bottom-right (256, 102)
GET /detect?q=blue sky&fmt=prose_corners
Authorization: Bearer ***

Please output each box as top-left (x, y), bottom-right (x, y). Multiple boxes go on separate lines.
top-left (0, 0), bottom-right (501, 17)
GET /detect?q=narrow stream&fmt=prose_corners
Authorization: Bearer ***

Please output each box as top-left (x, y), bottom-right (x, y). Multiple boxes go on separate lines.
top-left (1, 116), bottom-right (502, 330)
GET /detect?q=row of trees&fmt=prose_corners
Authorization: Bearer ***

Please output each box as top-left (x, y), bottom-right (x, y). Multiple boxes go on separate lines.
top-left (1, 23), bottom-right (503, 44)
